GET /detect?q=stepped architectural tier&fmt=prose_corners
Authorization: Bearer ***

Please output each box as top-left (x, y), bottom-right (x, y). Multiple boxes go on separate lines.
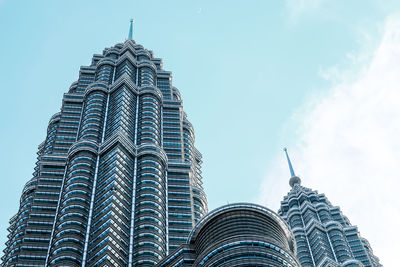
top-left (279, 149), bottom-right (381, 267)
top-left (2, 26), bottom-right (207, 266)
top-left (158, 203), bottom-right (301, 267)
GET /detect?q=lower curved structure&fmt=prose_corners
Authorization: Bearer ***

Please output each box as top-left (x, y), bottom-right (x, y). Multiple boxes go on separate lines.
top-left (158, 203), bottom-right (300, 267)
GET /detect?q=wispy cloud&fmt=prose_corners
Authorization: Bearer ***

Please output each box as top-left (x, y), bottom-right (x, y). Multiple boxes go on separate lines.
top-left (285, 0), bottom-right (326, 21)
top-left (258, 14), bottom-right (400, 267)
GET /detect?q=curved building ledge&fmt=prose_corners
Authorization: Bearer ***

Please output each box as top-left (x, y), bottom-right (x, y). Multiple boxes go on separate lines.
top-left (67, 140), bottom-right (99, 157)
top-left (96, 57), bottom-right (115, 68)
top-left (188, 203), bottom-right (295, 251)
top-left (140, 85), bottom-right (163, 102)
top-left (84, 82), bottom-right (109, 97)
top-left (48, 112), bottom-right (61, 125)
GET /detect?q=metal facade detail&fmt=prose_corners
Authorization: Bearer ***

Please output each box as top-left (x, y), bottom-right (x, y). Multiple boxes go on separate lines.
top-left (2, 37), bottom-right (207, 266)
top-left (158, 203), bottom-right (301, 267)
top-left (279, 150), bottom-right (381, 267)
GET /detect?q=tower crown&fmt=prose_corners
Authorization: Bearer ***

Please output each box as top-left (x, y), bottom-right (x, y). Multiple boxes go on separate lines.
top-left (284, 148), bottom-right (301, 187)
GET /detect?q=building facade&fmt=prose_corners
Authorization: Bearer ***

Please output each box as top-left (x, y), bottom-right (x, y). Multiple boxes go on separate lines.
top-left (158, 203), bottom-right (301, 267)
top-left (279, 149), bottom-right (381, 267)
top-left (2, 22), bottom-right (207, 266)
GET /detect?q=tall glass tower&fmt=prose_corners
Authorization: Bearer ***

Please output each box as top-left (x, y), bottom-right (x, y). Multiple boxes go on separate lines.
top-left (2, 21), bottom-right (207, 267)
top-left (278, 149), bottom-right (381, 267)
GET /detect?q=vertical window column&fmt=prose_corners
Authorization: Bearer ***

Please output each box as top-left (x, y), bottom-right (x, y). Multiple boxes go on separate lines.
top-left (133, 154), bottom-right (167, 265)
top-left (137, 94), bottom-right (161, 145)
top-left (48, 149), bottom-right (97, 266)
top-left (78, 91), bottom-right (107, 143)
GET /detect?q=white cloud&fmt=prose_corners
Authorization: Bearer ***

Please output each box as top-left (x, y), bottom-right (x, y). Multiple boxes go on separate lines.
top-left (258, 15), bottom-right (400, 267)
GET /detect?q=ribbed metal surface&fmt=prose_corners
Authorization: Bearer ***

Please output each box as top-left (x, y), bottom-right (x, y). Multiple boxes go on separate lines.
top-left (279, 183), bottom-right (381, 267)
top-left (158, 203), bottom-right (300, 267)
top-left (2, 38), bottom-right (207, 267)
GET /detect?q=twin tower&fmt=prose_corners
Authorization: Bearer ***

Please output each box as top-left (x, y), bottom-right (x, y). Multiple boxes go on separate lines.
top-left (2, 24), bottom-right (381, 267)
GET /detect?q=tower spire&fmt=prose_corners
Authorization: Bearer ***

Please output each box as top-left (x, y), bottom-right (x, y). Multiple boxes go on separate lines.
top-left (284, 147), bottom-right (296, 177)
top-left (128, 19), bottom-right (134, 40)
top-left (283, 148), bottom-right (301, 187)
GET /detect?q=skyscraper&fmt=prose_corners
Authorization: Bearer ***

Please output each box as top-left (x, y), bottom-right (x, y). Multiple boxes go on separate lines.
top-left (278, 149), bottom-right (381, 267)
top-left (158, 203), bottom-right (300, 267)
top-left (2, 21), bottom-right (207, 266)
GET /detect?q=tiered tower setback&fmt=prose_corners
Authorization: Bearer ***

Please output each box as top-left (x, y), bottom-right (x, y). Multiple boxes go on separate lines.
top-left (279, 149), bottom-right (381, 267)
top-left (2, 22), bottom-right (207, 266)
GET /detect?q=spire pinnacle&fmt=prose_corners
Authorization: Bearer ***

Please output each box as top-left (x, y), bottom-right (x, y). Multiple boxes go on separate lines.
top-left (284, 148), bottom-right (301, 187)
top-left (128, 19), bottom-right (134, 40)
top-left (284, 148), bottom-right (296, 177)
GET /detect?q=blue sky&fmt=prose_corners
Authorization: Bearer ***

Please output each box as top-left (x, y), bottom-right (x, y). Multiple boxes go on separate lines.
top-left (1, 1), bottom-right (400, 265)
